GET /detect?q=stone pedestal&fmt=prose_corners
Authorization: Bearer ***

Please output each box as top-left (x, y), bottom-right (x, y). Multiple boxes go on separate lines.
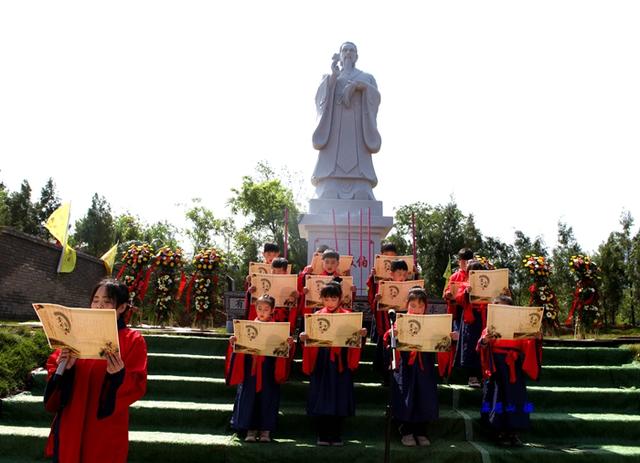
top-left (299, 199), bottom-right (393, 296)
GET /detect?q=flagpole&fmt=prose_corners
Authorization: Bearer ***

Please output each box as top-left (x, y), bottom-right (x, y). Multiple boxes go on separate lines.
top-left (368, 208), bottom-right (372, 276)
top-left (411, 212), bottom-right (417, 266)
top-left (347, 211), bottom-right (351, 257)
top-left (359, 208), bottom-right (363, 297)
top-left (332, 208), bottom-right (339, 252)
top-left (284, 208), bottom-right (289, 260)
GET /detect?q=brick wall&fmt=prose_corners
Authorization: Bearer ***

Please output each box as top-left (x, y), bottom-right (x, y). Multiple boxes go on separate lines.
top-left (0, 227), bottom-right (107, 321)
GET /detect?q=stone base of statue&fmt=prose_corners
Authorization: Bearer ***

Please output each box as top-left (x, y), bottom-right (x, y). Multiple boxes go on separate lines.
top-left (299, 198), bottom-right (393, 296)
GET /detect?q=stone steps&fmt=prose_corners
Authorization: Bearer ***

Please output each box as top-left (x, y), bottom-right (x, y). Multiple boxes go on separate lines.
top-left (1, 332), bottom-right (639, 462)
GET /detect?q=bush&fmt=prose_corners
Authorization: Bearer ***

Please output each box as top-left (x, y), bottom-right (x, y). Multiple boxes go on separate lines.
top-left (0, 326), bottom-right (50, 398)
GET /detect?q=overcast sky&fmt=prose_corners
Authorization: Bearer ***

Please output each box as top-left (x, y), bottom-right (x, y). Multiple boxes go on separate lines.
top-left (1, 1), bottom-right (639, 254)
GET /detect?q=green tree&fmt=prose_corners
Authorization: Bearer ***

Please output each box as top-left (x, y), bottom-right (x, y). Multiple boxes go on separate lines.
top-left (477, 236), bottom-right (516, 270)
top-left (0, 185), bottom-right (10, 226)
top-left (185, 198), bottom-right (231, 253)
top-left (618, 212), bottom-right (635, 326)
top-left (550, 222), bottom-right (582, 318)
top-left (35, 178), bottom-right (61, 239)
top-left (598, 212), bottom-right (635, 327)
top-left (389, 201), bottom-right (483, 296)
top-left (72, 193), bottom-right (115, 256)
top-left (113, 213), bottom-right (145, 244)
top-left (629, 227), bottom-right (640, 327)
top-left (143, 221), bottom-right (179, 249)
top-left (228, 163), bottom-right (308, 277)
top-left (599, 233), bottom-right (626, 326)
top-left (7, 180), bottom-right (39, 235)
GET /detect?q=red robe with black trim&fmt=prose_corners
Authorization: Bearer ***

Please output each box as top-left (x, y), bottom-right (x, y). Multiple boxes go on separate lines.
top-left (383, 322), bottom-right (455, 378)
top-left (44, 327), bottom-right (147, 463)
top-left (225, 325), bottom-right (293, 390)
top-left (302, 308), bottom-right (362, 375)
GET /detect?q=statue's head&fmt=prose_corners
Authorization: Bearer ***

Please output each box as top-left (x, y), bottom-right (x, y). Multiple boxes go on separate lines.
top-left (339, 42), bottom-right (358, 66)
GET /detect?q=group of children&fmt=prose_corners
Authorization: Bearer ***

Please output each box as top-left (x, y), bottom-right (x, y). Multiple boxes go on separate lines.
top-left (226, 243), bottom-right (543, 448)
top-left (39, 244), bottom-right (542, 462)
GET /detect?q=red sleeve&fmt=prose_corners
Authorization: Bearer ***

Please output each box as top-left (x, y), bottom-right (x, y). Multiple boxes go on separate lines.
top-left (366, 273), bottom-right (376, 312)
top-left (44, 350), bottom-right (63, 413)
top-left (456, 287), bottom-right (475, 324)
top-left (297, 267), bottom-right (312, 293)
top-left (274, 357), bottom-right (288, 384)
top-left (347, 346), bottom-right (362, 371)
top-left (302, 345), bottom-right (319, 375)
top-left (113, 333), bottom-right (147, 413)
top-left (288, 305), bottom-right (298, 335)
top-left (437, 350), bottom-right (454, 378)
top-left (225, 343), bottom-right (246, 386)
top-left (520, 339), bottom-right (542, 381)
top-left (275, 342), bottom-right (296, 384)
top-left (297, 267), bottom-right (311, 316)
top-left (382, 328), bottom-right (391, 346)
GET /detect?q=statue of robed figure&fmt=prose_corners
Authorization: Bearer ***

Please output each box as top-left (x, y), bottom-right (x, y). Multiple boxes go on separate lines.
top-left (312, 42), bottom-right (382, 201)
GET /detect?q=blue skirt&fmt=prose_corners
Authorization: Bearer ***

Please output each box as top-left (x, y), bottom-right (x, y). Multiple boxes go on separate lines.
top-left (231, 356), bottom-right (281, 431)
top-left (392, 351), bottom-right (439, 423)
top-left (481, 352), bottom-right (532, 432)
top-left (307, 348), bottom-right (355, 417)
top-left (453, 308), bottom-right (482, 370)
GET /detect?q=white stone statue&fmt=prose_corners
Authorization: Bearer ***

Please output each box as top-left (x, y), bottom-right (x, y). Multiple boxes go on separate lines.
top-left (312, 42), bottom-right (381, 200)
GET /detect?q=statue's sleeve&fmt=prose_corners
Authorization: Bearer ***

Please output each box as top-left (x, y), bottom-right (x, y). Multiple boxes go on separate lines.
top-left (312, 74), bottom-right (335, 150)
top-left (362, 75), bottom-right (382, 153)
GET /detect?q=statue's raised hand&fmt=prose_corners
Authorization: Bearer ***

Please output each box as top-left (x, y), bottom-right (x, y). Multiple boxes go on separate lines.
top-left (331, 53), bottom-right (340, 75)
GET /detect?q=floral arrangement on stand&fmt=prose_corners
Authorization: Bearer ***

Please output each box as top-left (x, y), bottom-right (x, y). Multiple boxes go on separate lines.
top-left (523, 254), bottom-right (560, 334)
top-left (151, 246), bottom-right (185, 326)
top-left (185, 248), bottom-right (225, 328)
top-left (116, 243), bottom-right (155, 324)
top-left (473, 255), bottom-right (495, 270)
top-left (565, 254), bottom-right (602, 337)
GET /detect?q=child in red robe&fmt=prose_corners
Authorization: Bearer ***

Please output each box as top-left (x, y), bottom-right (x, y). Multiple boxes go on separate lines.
top-left (367, 243), bottom-right (397, 381)
top-left (226, 295), bottom-right (295, 443)
top-left (43, 278), bottom-right (148, 463)
top-left (299, 279), bottom-right (367, 446)
top-left (298, 249), bottom-right (341, 316)
top-left (384, 288), bottom-right (454, 447)
top-left (270, 258), bottom-right (299, 334)
top-left (477, 295), bottom-right (542, 446)
top-left (372, 258), bottom-right (411, 383)
top-left (243, 242), bottom-right (280, 317)
top-left (443, 249), bottom-right (485, 387)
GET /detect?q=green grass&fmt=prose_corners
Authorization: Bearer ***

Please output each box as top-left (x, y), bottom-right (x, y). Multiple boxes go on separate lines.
top-left (622, 344), bottom-right (640, 362)
top-left (0, 327), bottom-right (50, 398)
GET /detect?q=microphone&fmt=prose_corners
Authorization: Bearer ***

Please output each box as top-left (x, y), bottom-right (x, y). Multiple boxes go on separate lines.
top-left (54, 358), bottom-right (68, 377)
top-left (388, 309), bottom-right (397, 324)
top-left (387, 309), bottom-right (397, 370)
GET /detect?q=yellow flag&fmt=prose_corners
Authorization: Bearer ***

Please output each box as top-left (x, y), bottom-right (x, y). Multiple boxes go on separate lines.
top-left (101, 243), bottom-right (118, 275)
top-left (45, 202), bottom-right (76, 273)
top-left (442, 259), bottom-right (452, 281)
top-left (44, 202), bottom-right (71, 243)
top-left (59, 244), bottom-right (77, 273)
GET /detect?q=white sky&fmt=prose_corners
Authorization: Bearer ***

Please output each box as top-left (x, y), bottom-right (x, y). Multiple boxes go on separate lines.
top-left (1, 1), bottom-right (639, 254)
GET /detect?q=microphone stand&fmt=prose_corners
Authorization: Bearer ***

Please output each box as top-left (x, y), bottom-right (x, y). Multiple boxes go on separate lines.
top-left (384, 309), bottom-right (397, 463)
